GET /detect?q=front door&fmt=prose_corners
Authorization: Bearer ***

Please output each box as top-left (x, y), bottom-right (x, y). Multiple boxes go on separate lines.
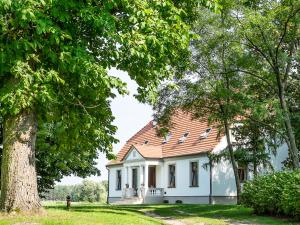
top-left (148, 166), bottom-right (156, 188)
top-left (132, 168), bottom-right (138, 196)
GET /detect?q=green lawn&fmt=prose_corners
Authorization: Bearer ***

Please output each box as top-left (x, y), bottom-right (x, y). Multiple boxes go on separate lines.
top-left (0, 203), bottom-right (298, 225)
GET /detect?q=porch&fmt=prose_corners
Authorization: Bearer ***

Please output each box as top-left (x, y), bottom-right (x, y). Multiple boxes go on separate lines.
top-left (122, 163), bottom-right (164, 203)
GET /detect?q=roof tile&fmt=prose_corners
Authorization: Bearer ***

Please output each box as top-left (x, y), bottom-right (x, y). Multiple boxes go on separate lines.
top-left (108, 111), bottom-right (222, 165)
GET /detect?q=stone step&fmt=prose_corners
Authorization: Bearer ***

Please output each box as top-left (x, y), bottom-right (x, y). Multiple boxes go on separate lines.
top-left (111, 197), bottom-right (143, 205)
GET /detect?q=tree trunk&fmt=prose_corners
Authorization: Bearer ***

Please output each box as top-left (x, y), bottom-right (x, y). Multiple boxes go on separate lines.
top-left (275, 72), bottom-right (299, 169)
top-left (0, 110), bottom-right (41, 212)
top-left (224, 120), bottom-right (241, 204)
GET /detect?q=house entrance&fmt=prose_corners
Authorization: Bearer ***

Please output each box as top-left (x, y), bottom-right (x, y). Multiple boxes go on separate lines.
top-left (148, 166), bottom-right (156, 188)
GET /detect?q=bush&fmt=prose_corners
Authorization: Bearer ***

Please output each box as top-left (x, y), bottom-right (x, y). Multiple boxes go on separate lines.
top-left (175, 200), bottom-right (183, 204)
top-left (241, 170), bottom-right (300, 219)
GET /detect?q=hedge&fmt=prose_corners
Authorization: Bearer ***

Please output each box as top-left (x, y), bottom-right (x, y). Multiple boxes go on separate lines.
top-left (241, 170), bottom-right (300, 219)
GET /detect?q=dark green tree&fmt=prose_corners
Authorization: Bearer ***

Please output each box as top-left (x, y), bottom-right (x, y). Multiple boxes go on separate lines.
top-left (236, 0), bottom-right (300, 168)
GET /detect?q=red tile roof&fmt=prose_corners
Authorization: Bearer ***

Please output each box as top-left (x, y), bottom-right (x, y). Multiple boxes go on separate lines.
top-left (108, 111), bottom-right (222, 165)
top-left (129, 144), bottom-right (163, 159)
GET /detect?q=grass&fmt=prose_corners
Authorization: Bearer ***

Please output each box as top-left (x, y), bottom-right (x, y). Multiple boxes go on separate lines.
top-left (132, 204), bottom-right (300, 225)
top-left (0, 202), bottom-right (162, 225)
top-left (0, 203), bottom-right (298, 225)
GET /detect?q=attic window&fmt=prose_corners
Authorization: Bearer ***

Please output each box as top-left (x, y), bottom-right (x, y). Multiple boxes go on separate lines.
top-left (144, 140), bottom-right (149, 144)
top-left (178, 132), bottom-right (189, 143)
top-left (162, 132), bottom-right (172, 144)
top-left (199, 128), bottom-right (212, 140)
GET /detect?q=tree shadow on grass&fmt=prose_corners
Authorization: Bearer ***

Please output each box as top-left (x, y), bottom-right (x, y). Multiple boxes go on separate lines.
top-left (44, 204), bottom-right (299, 225)
top-left (45, 204), bottom-right (153, 216)
top-left (148, 204), bottom-right (299, 225)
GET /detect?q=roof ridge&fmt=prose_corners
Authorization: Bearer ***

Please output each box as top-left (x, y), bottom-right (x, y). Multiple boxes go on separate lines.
top-left (126, 120), bottom-right (154, 143)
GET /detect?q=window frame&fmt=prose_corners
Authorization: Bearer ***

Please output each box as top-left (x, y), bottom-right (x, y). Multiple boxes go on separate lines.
top-left (238, 166), bottom-right (247, 183)
top-left (189, 161), bottom-right (199, 187)
top-left (168, 164), bottom-right (176, 188)
top-left (116, 169), bottom-right (122, 190)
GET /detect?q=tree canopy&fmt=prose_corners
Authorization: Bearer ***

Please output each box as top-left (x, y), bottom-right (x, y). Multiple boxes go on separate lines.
top-left (0, 0), bottom-right (206, 211)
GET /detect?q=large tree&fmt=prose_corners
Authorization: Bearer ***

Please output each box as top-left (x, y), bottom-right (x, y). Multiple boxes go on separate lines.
top-left (154, 5), bottom-right (246, 203)
top-left (236, 0), bottom-right (300, 168)
top-left (0, 0), bottom-right (195, 212)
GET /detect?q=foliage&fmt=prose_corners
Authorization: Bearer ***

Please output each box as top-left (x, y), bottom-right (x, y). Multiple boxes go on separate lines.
top-left (0, 0), bottom-right (198, 196)
top-left (153, 5), bottom-right (246, 201)
top-left (235, 0), bottom-right (300, 168)
top-left (43, 180), bottom-right (108, 203)
top-left (241, 170), bottom-right (300, 219)
top-left (153, 0), bottom-right (300, 176)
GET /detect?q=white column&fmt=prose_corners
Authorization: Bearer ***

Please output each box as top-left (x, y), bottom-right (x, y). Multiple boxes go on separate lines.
top-left (128, 167), bottom-right (132, 188)
top-left (139, 165), bottom-right (144, 187)
top-left (138, 165), bottom-right (144, 198)
top-left (124, 166), bottom-right (128, 188)
top-left (144, 163), bottom-right (149, 188)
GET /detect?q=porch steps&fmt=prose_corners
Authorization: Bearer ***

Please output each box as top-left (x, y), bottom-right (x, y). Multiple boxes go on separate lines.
top-left (111, 197), bottom-right (143, 205)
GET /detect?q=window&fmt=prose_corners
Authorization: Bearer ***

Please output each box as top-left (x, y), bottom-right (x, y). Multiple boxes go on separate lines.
top-left (168, 164), bottom-right (176, 188)
top-left (183, 132), bottom-right (189, 137)
top-left (178, 132), bottom-right (189, 143)
top-left (199, 128), bottom-right (212, 140)
top-left (162, 132), bottom-right (172, 144)
top-left (238, 167), bottom-right (246, 182)
top-left (190, 161), bottom-right (199, 187)
top-left (144, 140), bottom-right (149, 144)
top-left (116, 170), bottom-right (122, 190)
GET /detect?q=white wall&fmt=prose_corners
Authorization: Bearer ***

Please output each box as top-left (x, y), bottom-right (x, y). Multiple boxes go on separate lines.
top-left (211, 136), bottom-right (237, 196)
top-left (269, 143), bottom-right (289, 171)
top-left (212, 159), bottom-right (237, 196)
top-left (108, 166), bottom-right (123, 197)
top-left (125, 147), bottom-right (143, 161)
top-left (162, 155), bottom-right (210, 197)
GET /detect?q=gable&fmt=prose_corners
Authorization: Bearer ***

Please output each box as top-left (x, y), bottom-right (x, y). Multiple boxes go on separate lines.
top-left (124, 147), bottom-right (144, 161)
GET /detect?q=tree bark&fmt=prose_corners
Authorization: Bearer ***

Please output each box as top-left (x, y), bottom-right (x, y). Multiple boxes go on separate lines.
top-left (224, 120), bottom-right (241, 204)
top-left (275, 71), bottom-right (299, 169)
top-left (0, 110), bottom-right (41, 212)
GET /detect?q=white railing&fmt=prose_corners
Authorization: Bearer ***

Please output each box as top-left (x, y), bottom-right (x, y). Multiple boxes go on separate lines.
top-left (122, 187), bottom-right (164, 198)
top-left (147, 188), bottom-right (164, 197)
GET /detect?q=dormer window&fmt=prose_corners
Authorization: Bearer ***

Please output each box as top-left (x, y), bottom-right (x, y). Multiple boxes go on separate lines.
top-left (178, 132), bottom-right (189, 143)
top-left (162, 132), bottom-right (172, 144)
top-left (144, 140), bottom-right (149, 144)
top-left (199, 128), bottom-right (212, 140)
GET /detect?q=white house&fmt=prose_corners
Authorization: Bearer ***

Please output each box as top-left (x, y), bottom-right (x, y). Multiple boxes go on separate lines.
top-left (106, 111), bottom-right (288, 204)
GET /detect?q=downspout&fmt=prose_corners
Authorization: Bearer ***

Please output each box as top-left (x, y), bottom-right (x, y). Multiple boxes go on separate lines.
top-left (106, 167), bottom-right (110, 205)
top-left (209, 158), bottom-right (213, 204)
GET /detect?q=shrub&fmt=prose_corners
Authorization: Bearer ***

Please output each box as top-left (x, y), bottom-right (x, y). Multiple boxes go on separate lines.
top-left (163, 200), bottom-right (169, 204)
top-left (175, 200), bottom-right (183, 204)
top-left (241, 170), bottom-right (300, 219)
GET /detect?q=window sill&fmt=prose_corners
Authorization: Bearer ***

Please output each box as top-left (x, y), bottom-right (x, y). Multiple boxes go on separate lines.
top-left (167, 186), bottom-right (176, 188)
top-left (189, 185), bottom-right (199, 188)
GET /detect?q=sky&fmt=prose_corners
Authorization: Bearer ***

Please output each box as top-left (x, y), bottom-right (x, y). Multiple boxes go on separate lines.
top-left (58, 68), bottom-right (153, 185)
